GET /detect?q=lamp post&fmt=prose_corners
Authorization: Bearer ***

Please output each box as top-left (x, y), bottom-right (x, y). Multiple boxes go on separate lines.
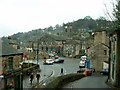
top-left (36, 40), bottom-right (40, 66)
top-left (36, 48), bottom-right (39, 65)
top-left (20, 57), bottom-right (23, 90)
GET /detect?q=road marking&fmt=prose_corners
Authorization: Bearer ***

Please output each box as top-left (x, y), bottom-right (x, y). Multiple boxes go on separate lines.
top-left (42, 83), bottom-right (46, 86)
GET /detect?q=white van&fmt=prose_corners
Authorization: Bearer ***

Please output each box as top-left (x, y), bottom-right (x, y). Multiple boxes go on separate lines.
top-left (79, 60), bottom-right (86, 68)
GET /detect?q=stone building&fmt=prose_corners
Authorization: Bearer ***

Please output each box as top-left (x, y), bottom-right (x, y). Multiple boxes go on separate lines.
top-left (87, 30), bottom-right (110, 71)
top-left (108, 30), bottom-right (120, 88)
top-left (87, 43), bottom-right (109, 71)
top-left (32, 34), bottom-right (67, 58)
top-left (93, 30), bottom-right (109, 46)
top-left (0, 39), bottom-right (23, 89)
top-left (63, 40), bottom-right (80, 57)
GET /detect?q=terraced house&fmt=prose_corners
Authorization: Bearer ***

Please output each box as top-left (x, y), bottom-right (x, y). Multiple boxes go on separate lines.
top-left (63, 40), bottom-right (80, 57)
top-left (32, 34), bottom-right (67, 58)
top-left (87, 30), bottom-right (109, 71)
top-left (0, 39), bottom-right (23, 90)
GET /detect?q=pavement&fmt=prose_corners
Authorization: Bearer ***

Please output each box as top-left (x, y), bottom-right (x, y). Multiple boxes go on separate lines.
top-left (62, 72), bottom-right (112, 88)
top-left (22, 69), bottom-right (119, 89)
top-left (23, 65), bottom-right (53, 88)
top-left (106, 81), bottom-right (120, 89)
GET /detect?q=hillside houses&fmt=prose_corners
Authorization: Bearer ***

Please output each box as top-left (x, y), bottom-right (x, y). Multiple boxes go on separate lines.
top-left (63, 40), bottom-right (80, 57)
top-left (30, 34), bottom-right (67, 59)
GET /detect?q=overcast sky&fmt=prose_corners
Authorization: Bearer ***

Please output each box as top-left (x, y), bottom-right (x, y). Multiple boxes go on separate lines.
top-left (0, 0), bottom-right (117, 37)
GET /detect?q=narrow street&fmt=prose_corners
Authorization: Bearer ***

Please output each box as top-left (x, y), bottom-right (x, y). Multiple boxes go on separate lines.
top-left (33, 57), bottom-right (110, 88)
top-left (63, 73), bottom-right (109, 88)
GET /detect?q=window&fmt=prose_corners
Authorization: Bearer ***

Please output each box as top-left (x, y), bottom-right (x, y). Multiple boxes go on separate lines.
top-left (103, 50), bottom-right (107, 55)
top-left (46, 47), bottom-right (48, 52)
top-left (41, 46), bottom-right (44, 50)
top-left (8, 57), bottom-right (13, 71)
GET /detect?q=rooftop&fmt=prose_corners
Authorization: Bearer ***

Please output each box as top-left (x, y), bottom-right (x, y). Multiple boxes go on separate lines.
top-left (0, 39), bottom-right (23, 57)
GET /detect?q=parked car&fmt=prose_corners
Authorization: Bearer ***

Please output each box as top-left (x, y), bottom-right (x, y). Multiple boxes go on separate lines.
top-left (100, 69), bottom-right (109, 75)
top-left (79, 60), bottom-right (86, 68)
top-left (77, 68), bottom-right (92, 76)
top-left (43, 59), bottom-right (54, 65)
top-left (49, 54), bottom-right (55, 57)
top-left (88, 68), bottom-right (95, 72)
top-left (80, 56), bottom-right (87, 60)
top-left (54, 55), bottom-right (59, 59)
top-left (54, 59), bottom-right (64, 63)
top-left (77, 68), bottom-right (86, 73)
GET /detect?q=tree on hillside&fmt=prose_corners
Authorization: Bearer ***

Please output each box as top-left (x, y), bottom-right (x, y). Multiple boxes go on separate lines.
top-left (48, 26), bottom-right (53, 31)
top-left (113, 1), bottom-right (120, 30)
top-left (83, 16), bottom-right (96, 30)
top-left (102, 1), bottom-right (119, 34)
top-left (96, 16), bottom-right (107, 30)
top-left (84, 16), bottom-right (93, 20)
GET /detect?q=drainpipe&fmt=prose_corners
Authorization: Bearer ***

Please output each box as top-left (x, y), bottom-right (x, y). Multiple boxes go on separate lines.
top-left (107, 35), bottom-right (111, 83)
top-left (20, 54), bottom-right (24, 90)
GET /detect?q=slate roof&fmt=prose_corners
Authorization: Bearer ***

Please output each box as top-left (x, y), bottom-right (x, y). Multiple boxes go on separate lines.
top-left (88, 43), bottom-right (109, 50)
top-left (53, 35), bottom-right (68, 41)
top-left (65, 40), bottom-right (79, 45)
top-left (0, 39), bottom-right (23, 57)
top-left (33, 34), bottom-right (68, 42)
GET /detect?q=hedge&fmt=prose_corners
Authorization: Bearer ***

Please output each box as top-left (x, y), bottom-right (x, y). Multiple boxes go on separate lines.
top-left (44, 73), bottom-right (85, 88)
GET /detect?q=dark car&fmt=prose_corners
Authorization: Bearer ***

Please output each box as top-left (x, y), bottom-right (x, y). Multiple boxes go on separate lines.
top-left (100, 69), bottom-right (109, 75)
top-left (54, 59), bottom-right (64, 63)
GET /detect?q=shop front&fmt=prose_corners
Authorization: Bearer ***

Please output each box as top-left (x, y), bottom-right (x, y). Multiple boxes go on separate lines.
top-left (3, 70), bottom-right (22, 90)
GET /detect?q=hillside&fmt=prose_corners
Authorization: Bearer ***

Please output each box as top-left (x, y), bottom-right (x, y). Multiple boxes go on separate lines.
top-left (2, 16), bottom-right (115, 42)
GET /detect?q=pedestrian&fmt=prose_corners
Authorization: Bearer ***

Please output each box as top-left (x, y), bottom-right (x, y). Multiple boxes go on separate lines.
top-left (49, 55), bottom-right (50, 59)
top-left (30, 73), bottom-right (34, 84)
top-left (44, 57), bottom-right (46, 60)
top-left (27, 70), bottom-right (31, 76)
top-left (36, 73), bottom-right (40, 83)
top-left (60, 68), bottom-right (63, 75)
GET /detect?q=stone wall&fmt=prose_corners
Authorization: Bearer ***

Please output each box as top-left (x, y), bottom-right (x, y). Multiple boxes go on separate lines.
top-left (94, 31), bottom-right (109, 46)
top-left (88, 43), bottom-right (109, 71)
top-left (2, 54), bottom-right (23, 74)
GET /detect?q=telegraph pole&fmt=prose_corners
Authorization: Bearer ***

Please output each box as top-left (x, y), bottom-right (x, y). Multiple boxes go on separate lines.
top-left (37, 41), bottom-right (39, 66)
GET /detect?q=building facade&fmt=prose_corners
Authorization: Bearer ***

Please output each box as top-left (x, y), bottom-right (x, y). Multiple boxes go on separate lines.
top-left (87, 43), bottom-right (109, 71)
top-left (63, 40), bottom-right (80, 57)
top-left (87, 30), bottom-right (109, 71)
top-left (0, 39), bottom-right (23, 90)
top-left (109, 30), bottom-right (120, 88)
top-left (31, 34), bottom-right (67, 59)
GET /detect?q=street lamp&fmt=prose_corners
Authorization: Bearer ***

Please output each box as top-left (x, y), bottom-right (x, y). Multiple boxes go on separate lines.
top-left (20, 58), bottom-right (23, 90)
top-left (36, 48), bottom-right (39, 65)
top-left (36, 40), bottom-right (40, 65)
